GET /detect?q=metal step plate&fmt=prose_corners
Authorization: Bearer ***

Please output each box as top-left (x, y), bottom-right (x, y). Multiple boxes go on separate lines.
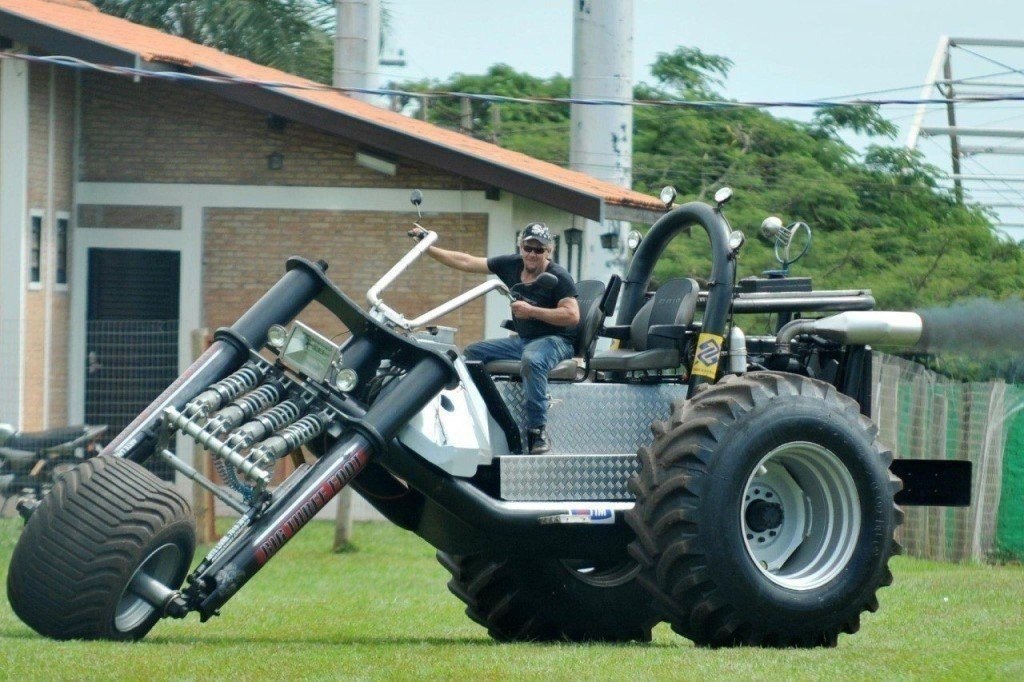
top-left (494, 382), bottom-right (688, 501)
top-left (496, 382), bottom-right (688, 455)
top-left (499, 453), bottom-right (640, 501)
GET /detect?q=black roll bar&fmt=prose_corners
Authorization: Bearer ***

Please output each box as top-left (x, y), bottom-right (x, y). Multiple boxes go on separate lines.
top-left (617, 201), bottom-right (736, 389)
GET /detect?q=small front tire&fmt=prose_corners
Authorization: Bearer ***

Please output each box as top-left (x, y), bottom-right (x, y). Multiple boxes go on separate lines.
top-left (7, 455), bottom-right (195, 641)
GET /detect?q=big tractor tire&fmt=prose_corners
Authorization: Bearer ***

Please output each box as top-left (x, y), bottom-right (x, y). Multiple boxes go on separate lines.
top-left (7, 455), bottom-right (195, 641)
top-left (437, 552), bottom-right (657, 642)
top-left (627, 372), bottom-right (902, 648)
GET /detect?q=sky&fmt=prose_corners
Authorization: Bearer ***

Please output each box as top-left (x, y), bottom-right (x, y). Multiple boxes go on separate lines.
top-left (381, 1), bottom-right (1024, 238)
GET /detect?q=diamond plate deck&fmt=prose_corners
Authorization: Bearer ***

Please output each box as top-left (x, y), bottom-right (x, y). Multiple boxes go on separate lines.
top-left (500, 454), bottom-right (641, 500)
top-left (496, 381), bottom-right (689, 454)
top-left (495, 382), bottom-right (689, 501)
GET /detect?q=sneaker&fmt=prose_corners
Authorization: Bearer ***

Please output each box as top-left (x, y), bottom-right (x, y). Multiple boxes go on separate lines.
top-left (527, 427), bottom-right (550, 455)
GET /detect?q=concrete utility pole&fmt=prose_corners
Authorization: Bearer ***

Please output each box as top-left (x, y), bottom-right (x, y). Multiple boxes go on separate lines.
top-left (332, 0), bottom-right (382, 549)
top-left (570, 0), bottom-right (634, 282)
top-left (334, 0), bottom-right (380, 104)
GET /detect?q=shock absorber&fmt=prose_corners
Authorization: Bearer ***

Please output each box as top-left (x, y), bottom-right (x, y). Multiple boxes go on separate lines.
top-left (224, 397), bottom-right (308, 450)
top-left (247, 410), bottom-right (332, 469)
top-left (207, 380), bottom-right (287, 435)
top-left (184, 362), bottom-right (266, 418)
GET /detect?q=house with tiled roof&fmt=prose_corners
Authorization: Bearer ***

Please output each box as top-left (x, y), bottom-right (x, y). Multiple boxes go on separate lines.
top-left (0, 0), bottom-right (663, 438)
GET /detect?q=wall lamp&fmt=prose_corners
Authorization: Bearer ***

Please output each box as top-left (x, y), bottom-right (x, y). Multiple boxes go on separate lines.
top-left (355, 148), bottom-right (398, 176)
top-left (600, 230), bottom-right (620, 251)
top-left (563, 227), bottom-right (583, 247)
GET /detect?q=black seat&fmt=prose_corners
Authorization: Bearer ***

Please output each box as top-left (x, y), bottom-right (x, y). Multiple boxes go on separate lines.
top-left (590, 277), bottom-right (699, 373)
top-left (486, 278), bottom-right (614, 381)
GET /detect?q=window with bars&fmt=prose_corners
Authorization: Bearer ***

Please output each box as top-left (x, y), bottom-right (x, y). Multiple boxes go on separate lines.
top-left (29, 213), bottom-right (42, 286)
top-left (55, 215), bottom-right (68, 286)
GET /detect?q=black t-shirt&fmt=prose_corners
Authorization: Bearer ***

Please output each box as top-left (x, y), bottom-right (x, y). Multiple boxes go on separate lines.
top-left (487, 254), bottom-right (578, 342)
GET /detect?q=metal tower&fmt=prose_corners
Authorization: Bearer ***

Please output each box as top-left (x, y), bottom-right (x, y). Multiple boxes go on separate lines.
top-left (907, 37), bottom-right (1024, 242)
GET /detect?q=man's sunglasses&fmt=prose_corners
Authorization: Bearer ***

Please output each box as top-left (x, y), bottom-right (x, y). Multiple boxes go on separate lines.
top-left (521, 245), bottom-right (547, 255)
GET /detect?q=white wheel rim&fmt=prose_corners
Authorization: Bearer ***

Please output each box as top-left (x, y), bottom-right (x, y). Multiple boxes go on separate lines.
top-left (115, 543), bottom-right (182, 632)
top-left (741, 441), bottom-right (861, 590)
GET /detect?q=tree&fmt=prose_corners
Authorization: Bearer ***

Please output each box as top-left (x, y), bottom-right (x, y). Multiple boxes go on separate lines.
top-left (394, 48), bottom-right (1024, 317)
top-left (94, 0), bottom-right (336, 82)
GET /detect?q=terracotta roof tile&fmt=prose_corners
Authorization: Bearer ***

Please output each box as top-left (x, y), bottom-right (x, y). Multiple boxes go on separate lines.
top-left (2, 0), bottom-right (665, 215)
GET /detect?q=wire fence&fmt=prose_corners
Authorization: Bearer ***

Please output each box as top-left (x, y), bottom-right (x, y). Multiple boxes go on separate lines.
top-left (873, 353), bottom-right (1017, 562)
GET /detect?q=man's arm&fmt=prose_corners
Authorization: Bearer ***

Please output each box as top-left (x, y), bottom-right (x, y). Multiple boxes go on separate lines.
top-left (511, 296), bottom-right (580, 327)
top-left (409, 227), bottom-right (489, 274)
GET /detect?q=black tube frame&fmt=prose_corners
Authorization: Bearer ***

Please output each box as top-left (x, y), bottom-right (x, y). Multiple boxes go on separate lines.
top-left (616, 202), bottom-right (736, 389)
top-left (150, 256), bottom-right (634, 620)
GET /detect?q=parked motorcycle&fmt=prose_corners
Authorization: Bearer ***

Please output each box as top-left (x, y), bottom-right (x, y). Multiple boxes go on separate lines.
top-left (0, 423), bottom-right (107, 513)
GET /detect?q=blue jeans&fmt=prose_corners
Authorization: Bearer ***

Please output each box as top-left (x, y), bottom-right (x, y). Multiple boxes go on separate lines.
top-left (465, 335), bottom-right (573, 430)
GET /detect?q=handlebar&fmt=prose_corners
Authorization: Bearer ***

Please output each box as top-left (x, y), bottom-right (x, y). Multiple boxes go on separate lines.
top-left (367, 229), bottom-right (508, 331)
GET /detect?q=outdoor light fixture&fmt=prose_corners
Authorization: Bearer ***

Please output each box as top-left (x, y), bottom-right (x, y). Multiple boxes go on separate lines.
top-left (266, 114), bottom-right (287, 133)
top-left (563, 227), bottom-right (583, 247)
top-left (563, 227), bottom-right (584, 279)
top-left (266, 152), bottom-right (283, 171)
top-left (355, 149), bottom-right (398, 176)
top-left (600, 230), bottom-right (620, 250)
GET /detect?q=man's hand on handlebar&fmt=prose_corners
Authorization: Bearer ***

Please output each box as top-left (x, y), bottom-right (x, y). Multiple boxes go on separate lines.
top-left (511, 300), bottom-right (535, 319)
top-left (408, 224), bottom-right (428, 242)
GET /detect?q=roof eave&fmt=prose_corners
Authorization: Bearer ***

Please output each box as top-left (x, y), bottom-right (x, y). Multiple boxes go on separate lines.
top-left (0, 8), bottom-right (137, 66)
top-left (0, 10), bottom-right (650, 222)
top-left (605, 203), bottom-right (668, 225)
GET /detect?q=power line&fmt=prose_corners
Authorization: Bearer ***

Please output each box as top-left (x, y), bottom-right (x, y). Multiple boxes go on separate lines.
top-left (9, 51), bottom-right (1024, 112)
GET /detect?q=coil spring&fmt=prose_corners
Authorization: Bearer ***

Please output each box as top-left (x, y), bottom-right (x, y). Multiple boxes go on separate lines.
top-left (224, 399), bottom-right (303, 449)
top-left (248, 412), bottom-right (325, 466)
top-left (214, 456), bottom-right (255, 500)
top-left (185, 362), bottom-right (264, 417)
top-left (257, 399), bottom-right (303, 433)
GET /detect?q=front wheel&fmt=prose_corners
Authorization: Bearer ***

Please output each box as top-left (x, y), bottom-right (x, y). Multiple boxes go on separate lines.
top-left (438, 552), bottom-right (657, 642)
top-left (627, 372), bottom-right (902, 648)
top-left (7, 455), bottom-right (195, 641)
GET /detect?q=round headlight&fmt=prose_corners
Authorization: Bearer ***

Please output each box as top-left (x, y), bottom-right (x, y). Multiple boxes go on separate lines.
top-left (659, 186), bottom-right (678, 206)
top-left (333, 368), bottom-right (358, 393)
top-left (728, 229), bottom-right (746, 251)
top-left (714, 186), bottom-right (734, 206)
top-left (626, 230), bottom-right (643, 251)
top-left (266, 324), bottom-right (288, 350)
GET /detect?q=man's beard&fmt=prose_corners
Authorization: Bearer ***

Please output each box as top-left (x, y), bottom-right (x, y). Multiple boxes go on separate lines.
top-left (523, 259), bottom-right (546, 275)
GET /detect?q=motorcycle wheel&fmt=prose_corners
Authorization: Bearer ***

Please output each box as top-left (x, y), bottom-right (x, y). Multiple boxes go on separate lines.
top-left (7, 455), bottom-right (195, 641)
top-left (437, 551), bottom-right (656, 642)
top-left (627, 371), bottom-right (902, 648)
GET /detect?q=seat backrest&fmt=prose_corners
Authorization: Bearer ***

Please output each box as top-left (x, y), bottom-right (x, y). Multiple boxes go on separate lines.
top-left (572, 279), bottom-right (609, 357)
top-left (631, 277), bottom-right (700, 350)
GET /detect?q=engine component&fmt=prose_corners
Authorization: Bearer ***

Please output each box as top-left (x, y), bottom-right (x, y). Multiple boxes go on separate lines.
top-left (776, 311), bottom-right (924, 353)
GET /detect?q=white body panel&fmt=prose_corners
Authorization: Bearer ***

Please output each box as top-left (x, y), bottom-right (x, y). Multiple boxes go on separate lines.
top-left (396, 349), bottom-right (509, 477)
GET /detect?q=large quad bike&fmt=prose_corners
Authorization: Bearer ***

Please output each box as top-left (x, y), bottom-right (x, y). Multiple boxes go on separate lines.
top-left (7, 189), bottom-right (970, 647)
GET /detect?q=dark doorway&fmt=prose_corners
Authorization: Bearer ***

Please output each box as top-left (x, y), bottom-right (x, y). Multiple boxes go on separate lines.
top-left (85, 248), bottom-right (180, 479)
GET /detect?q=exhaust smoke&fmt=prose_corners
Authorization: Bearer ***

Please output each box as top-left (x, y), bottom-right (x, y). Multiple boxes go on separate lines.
top-left (915, 297), bottom-right (1024, 355)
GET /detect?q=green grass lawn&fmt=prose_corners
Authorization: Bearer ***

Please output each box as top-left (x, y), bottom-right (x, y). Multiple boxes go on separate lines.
top-left (1, 518), bottom-right (1022, 681)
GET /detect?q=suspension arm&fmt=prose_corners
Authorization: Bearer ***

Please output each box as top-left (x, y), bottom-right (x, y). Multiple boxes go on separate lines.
top-left (184, 355), bottom-right (453, 619)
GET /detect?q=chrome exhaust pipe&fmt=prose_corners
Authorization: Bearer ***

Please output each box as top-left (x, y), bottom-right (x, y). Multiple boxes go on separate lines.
top-left (777, 311), bottom-right (924, 353)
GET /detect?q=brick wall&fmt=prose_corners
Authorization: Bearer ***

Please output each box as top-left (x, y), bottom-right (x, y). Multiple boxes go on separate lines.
top-left (203, 209), bottom-right (489, 347)
top-left (23, 66), bottom-right (47, 427)
top-left (77, 204), bottom-right (182, 230)
top-left (21, 65), bottom-right (75, 429)
top-left (80, 73), bottom-right (485, 191)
